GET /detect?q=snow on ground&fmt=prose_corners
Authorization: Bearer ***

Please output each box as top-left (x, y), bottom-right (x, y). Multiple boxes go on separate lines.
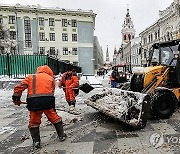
top-left (1, 74), bottom-right (180, 153)
top-left (0, 74), bottom-right (106, 135)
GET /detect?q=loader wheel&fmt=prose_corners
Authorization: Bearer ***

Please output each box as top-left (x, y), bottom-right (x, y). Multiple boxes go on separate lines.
top-left (121, 82), bottom-right (130, 90)
top-left (151, 91), bottom-right (177, 119)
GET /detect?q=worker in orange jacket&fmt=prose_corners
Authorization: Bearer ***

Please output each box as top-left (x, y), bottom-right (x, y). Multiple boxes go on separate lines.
top-left (58, 68), bottom-right (79, 111)
top-left (110, 69), bottom-right (117, 88)
top-left (12, 65), bottom-right (66, 149)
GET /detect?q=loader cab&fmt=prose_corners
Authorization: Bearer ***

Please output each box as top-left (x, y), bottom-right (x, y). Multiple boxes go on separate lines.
top-left (149, 39), bottom-right (180, 85)
top-left (150, 40), bottom-right (180, 67)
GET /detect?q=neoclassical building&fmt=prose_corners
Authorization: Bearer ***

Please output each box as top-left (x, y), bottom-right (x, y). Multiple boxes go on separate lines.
top-left (0, 4), bottom-right (96, 74)
top-left (140, 0), bottom-right (180, 66)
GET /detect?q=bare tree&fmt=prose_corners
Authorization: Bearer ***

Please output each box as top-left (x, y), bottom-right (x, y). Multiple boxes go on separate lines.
top-left (0, 24), bottom-right (17, 54)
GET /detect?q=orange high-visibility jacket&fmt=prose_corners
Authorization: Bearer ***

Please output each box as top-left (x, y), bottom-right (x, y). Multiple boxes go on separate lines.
top-left (58, 72), bottom-right (79, 101)
top-left (58, 72), bottom-right (79, 89)
top-left (13, 65), bottom-right (56, 111)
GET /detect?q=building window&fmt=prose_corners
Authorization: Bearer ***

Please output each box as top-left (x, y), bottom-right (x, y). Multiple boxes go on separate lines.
top-left (128, 34), bottom-right (131, 40)
top-left (0, 31), bottom-right (4, 39)
top-left (144, 51), bottom-right (146, 58)
top-left (10, 46), bottom-right (16, 54)
top-left (63, 47), bottom-right (68, 55)
top-left (72, 48), bottom-right (78, 55)
top-left (10, 31), bottom-right (16, 40)
top-left (155, 32), bottom-right (157, 40)
top-left (39, 47), bottom-right (45, 54)
top-left (72, 34), bottom-right (77, 41)
top-left (49, 18), bottom-right (55, 26)
top-left (73, 61), bottom-right (78, 66)
top-left (143, 38), bottom-right (146, 44)
top-left (50, 47), bottom-right (55, 55)
top-left (62, 19), bottom-right (67, 27)
top-left (39, 17), bottom-right (44, 26)
top-left (151, 34), bottom-right (153, 41)
top-left (158, 30), bottom-right (160, 38)
top-left (50, 33), bottom-right (55, 41)
top-left (9, 16), bottom-right (15, 24)
top-left (0, 46), bottom-right (5, 54)
top-left (62, 33), bottom-right (68, 41)
top-left (71, 19), bottom-right (77, 27)
top-left (0, 15), bottom-right (3, 24)
top-left (167, 32), bottom-right (170, 41)
top-left (124, 35), bottom-right (126, 40)
top-left (39, 32), bottom-right (45, 41)
top-left (148, 35), bottom-right (151, 42)
top-left (24, 17), bottom-right (32, 48)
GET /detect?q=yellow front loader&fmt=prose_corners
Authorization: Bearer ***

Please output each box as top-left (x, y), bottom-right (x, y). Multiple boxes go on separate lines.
top-left (85, 39), bottom-right (180, 128)
top-left (131, 39), bottom-right (180, 119)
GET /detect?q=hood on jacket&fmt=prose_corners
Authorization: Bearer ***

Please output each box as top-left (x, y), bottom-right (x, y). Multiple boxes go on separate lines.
top-left (36, 65), bottom-right (54, 77)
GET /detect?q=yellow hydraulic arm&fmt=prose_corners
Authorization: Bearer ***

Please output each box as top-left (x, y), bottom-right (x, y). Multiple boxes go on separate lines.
top-left (142, 67), bottom-right (169, 94)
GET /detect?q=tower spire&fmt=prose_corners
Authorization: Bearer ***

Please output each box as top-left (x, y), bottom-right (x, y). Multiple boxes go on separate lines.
top-left (106, 45), bottom-right (109, 62)
top-left (121, 5), bottom-right (135, 45)
top-left (126, 4), bottom-right (130, 17)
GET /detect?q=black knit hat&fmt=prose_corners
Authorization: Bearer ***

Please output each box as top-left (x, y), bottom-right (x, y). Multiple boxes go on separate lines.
top-left (66, 67), bottom-right (72, 71)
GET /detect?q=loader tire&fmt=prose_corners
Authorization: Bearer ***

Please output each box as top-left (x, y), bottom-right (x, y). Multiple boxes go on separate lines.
top-left (121, 82), bottom-right (130, 90)
top-left (151, 91), bottom-right (177, 119)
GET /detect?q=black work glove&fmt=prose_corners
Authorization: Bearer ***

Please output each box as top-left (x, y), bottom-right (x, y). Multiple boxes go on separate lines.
top-left (12, 95), bottom-right (21, 106)
top-left (12, 95), bottom-right (21, 101)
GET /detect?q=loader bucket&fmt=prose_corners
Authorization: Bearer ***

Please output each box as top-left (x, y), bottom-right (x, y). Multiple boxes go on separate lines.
top-left (85, 88), bottom-right (150, 129)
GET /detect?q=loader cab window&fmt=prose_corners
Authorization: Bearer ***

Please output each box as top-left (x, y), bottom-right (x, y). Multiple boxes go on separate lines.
top-left (161, 45), bottom-right (178, 66)
top-left (151, 48), bottom-right (159, 65)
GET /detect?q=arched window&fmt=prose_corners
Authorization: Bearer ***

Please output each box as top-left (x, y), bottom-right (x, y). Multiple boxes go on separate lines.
top-left (148, 35), bottom-right (151, 42)
top-left (24, 17), bottom-right (32, 48)
top-left (151, 34), bottom-right (153, 41)
top-left (158, 29), bottom-right (160, 38)
top-left (128, 34), bottom-right (131, 40)
top-left (124, 35), bottom-right (126, 40)
top-left (167, 32), bottom-right (170, 40)
top-left (155, 32), bottom-right (157, 40)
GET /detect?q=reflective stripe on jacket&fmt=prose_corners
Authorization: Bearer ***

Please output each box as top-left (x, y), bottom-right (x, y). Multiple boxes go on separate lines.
top-left (13, 65), bottom-right (56, 111)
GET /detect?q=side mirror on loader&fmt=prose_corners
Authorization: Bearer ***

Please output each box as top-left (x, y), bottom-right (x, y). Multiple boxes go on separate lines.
top-left (178, 43), bottom-right (180, 52)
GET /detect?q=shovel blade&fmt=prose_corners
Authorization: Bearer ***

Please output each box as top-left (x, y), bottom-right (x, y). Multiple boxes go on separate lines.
top-left (79, 83), bottom-right (94, 93)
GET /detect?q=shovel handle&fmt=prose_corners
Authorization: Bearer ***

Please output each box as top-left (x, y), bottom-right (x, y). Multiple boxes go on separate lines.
top-left (21, 101), bottom-right (27, 104)
top-left (62, 87), bottom-right (79, 90)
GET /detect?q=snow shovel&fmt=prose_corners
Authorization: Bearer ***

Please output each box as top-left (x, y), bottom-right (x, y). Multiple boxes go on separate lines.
top-left (62, 83), bottom-right (94, 93)
top-left (79, 83), bottom-right (94, 93)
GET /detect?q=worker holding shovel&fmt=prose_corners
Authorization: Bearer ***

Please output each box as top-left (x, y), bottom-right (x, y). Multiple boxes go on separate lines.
top-left (58, 68), bottom-right (79, 113)
top-left (12, 65), bottom-right (66, 150)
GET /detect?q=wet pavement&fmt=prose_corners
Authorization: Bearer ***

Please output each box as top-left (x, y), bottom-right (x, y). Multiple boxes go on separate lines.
top-left (1, 77), bottom-right (180, 154)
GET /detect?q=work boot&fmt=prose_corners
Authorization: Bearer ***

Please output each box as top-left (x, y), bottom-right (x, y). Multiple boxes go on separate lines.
top-left (71, 100), bottom-right (76, 107)
top-left (69, 105), bottom-right (75, 111)
top-left (54, 121), bottom-right (67, 142)
top-left (67, 101), bottom-right (71, 106)
top-left (29, 127), bottom-right (41, 150)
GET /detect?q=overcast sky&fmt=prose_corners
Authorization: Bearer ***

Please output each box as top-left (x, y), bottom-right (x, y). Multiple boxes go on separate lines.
top-left (1, 0), bottom-right (173, 61)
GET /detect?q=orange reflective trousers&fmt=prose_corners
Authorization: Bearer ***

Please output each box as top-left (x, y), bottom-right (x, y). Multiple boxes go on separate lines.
top-left (29, 108), bottom-right (61, 127)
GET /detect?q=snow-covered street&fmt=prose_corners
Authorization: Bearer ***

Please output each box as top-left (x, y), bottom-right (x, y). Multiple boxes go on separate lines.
top-left (1, 75), bottom-right (180, 153)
